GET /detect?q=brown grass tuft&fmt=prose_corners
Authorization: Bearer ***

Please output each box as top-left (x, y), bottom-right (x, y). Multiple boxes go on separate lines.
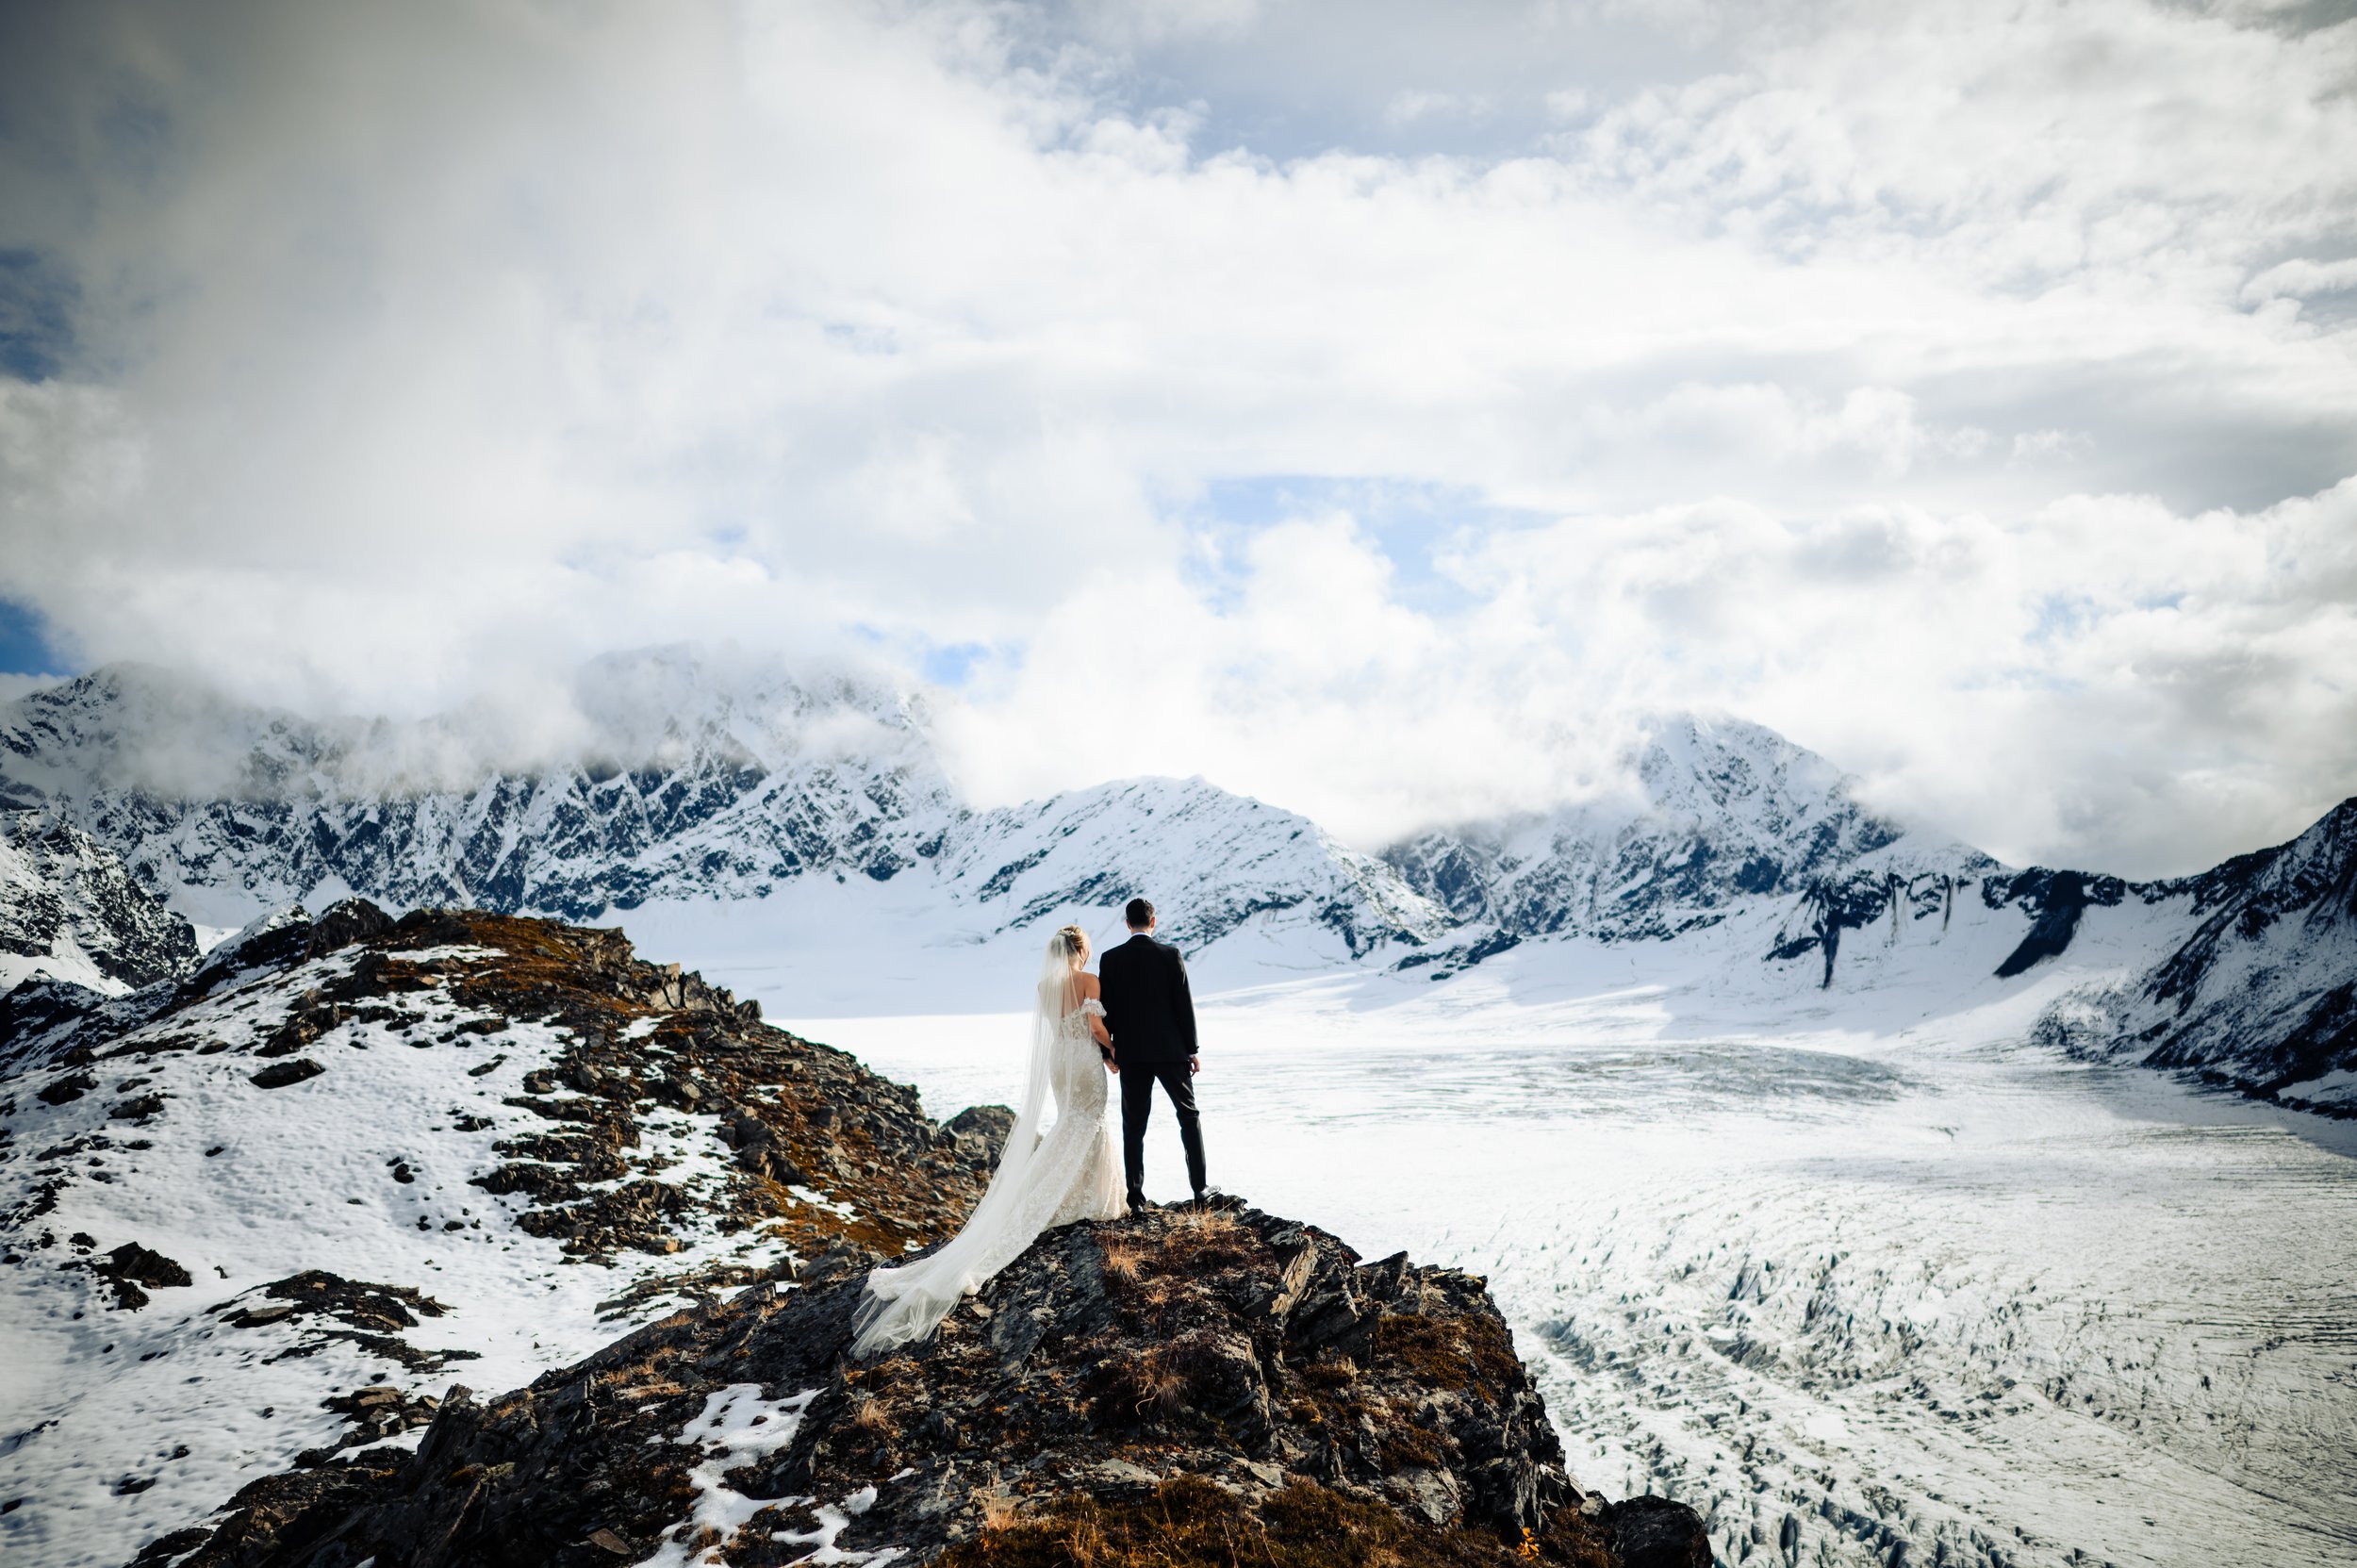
top-left (1172, 1207), bottom-right (1245, 1243)
top-left (849, 1395), bottom-right (893, 1433)
top-left (974, 1482), bottom-right (1019, 1534)
top-left (1132, 1353), bottom-right (1190, 1420)
top-left (1098, 1238), bottom-right (1143, 1281)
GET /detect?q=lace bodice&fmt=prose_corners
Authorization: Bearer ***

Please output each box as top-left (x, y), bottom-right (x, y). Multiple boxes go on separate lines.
top-left (1056, 997), bottom-right (1107, 1042)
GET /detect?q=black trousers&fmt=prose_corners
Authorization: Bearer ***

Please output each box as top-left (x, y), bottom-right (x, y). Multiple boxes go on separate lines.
top-left (1119, 1058), bottom-right (1206, 1202)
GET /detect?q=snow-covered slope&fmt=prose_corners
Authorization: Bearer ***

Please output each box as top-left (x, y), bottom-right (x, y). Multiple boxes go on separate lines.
top-left (0, 900), bottom-right (991, 1568)
top-left (948, 776), bottom-right (1447, 958)
top-left (0, 813), bottom-right (198, 996)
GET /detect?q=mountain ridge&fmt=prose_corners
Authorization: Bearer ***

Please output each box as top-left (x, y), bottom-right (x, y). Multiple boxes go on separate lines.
top-left (2, 655), bottom-right (2352, 1114)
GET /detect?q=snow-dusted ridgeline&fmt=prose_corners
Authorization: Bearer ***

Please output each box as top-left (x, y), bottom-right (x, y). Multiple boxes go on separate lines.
top-left (0, 658), bottom-right (1445, 963)
top-left (1383, 714), bottom-right (1999, 975)
top-left (0, 655), bottom-right (2352, 1111)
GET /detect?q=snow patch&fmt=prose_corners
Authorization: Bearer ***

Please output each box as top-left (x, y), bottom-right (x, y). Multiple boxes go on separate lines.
top-left (639, 1384), bottom-right (817, 1568)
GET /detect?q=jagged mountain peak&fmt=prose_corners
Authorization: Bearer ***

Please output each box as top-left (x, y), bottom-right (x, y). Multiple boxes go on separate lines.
top-left (0, 663), bottom-right (320, 804)
top-left (566, 644), bottom-right (941, 778)
top-left (947, 773), bottom-right (1450, 956)
top-left (1632, 711), bottom-right (1875, 834)
top-left (0, 652), bottom-right (978, 925)
top-left (1383, 710), bottom-right (1975, 955)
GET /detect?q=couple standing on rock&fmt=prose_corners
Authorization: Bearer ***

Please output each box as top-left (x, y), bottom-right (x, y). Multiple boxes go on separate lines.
top-left (852, 897), bottom-right (1211, 1354)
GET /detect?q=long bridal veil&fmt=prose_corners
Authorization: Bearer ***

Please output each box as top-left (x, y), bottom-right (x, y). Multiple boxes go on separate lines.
top-left (850, 933), bottom-right (1081, 1355)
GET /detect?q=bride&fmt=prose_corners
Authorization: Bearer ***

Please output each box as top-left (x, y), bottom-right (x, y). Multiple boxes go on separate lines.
top-left (851, 923), bottom-right (1125, 1353)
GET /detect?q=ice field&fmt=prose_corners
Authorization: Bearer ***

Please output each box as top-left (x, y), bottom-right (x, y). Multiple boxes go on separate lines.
top-left (770, 929), bottom-right (2357, 1568)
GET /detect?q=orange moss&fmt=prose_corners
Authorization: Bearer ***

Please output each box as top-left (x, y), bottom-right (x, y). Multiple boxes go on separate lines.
top-left (937, 1477), bottom-right (1613, 1568)
top-left (1374, 1312), bottom-right (1519, 1395)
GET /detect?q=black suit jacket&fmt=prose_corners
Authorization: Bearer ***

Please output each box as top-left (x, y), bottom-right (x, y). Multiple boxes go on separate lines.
top-left (1097, 933), bottom-right (1197, 1065)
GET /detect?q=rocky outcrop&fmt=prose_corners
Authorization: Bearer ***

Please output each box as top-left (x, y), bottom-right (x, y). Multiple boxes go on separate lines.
top-left (0, 895), bottom-right (1707, 1568)
top-left (145, 1197), bottom-right (1706, 1568)
top-left (0, 899), bottom-right (1013, 1568)
top-left (0, 812), bottom-right (198, 995)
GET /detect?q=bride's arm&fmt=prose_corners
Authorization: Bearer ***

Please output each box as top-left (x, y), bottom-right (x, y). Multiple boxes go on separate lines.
top-left (1080, 974), bottom-right (1113, 1051)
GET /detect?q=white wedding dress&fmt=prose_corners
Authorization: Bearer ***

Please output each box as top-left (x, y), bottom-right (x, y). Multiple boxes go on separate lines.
top-left (851, 941), bottom-right (1126, 1354)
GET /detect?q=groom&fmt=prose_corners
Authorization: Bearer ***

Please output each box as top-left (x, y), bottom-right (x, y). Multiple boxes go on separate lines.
top-left (1097, 897), bottom-right (1208, 1212)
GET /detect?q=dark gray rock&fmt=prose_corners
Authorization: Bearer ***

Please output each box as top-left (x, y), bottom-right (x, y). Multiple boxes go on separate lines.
top-left (1605, 1494), bottom-right (1714, 1567)
top-left (944, 1102), bottom-right (1014, 1167)
top-left (249, 1058), bottom-right (326, 1089)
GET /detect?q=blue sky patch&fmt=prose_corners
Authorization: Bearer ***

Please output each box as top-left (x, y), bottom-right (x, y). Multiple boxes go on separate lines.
top-left (0, 599), bottom-right (70, 676)
top-left (0, 250), bottom-right (77, 383)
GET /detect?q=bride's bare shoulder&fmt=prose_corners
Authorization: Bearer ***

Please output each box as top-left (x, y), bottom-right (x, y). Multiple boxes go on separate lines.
top-left (1079, 971), bottom-right (1102, 998)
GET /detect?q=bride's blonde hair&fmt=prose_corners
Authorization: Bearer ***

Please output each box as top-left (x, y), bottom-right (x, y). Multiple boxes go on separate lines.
top-left (1054, 924), bottom-right (1090, 965)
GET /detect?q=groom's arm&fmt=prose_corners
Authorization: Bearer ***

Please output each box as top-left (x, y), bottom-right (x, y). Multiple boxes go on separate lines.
top-left (1169, 946), bottom-right (1197, 1059)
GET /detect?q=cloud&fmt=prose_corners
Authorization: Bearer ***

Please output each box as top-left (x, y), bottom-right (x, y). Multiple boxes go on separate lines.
top-left (2242, 256), bottom-right (2357, 304)
top-left (1383, 90), bottom-right (1492, 127)
top-left (933, 474), bottom-right (2357, 877)
top-left (0, 0), bottom-right (2350, 873)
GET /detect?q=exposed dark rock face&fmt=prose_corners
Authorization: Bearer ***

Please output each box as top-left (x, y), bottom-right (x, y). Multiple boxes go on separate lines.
top-left (0, 811), bottom-right (199, 991)
top-left (943, 1103), bottom-right (1015, 1169)
top-left (250, 1057), bottom-right (327, 1089)
top-left (1992, 869), bottom-right (2100, 978)
top-left (1600, 1494), bottom-right (1712, 1567)
top-left (88, 1241), bottom-right (192, 1310)
top-left (1765, 876), bottom-right (1898, 989)
top-left (211, 1272), bottom-right (477, 1377)
top-left (149, 1199), bottom-right (1697, 1568)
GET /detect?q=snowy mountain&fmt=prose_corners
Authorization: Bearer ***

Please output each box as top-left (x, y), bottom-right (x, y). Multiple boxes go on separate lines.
top-left (1, 656), bottom-right (2351, 1113)
top-left (0, 655), bottom-right (954, 920)
top-left (0, 657), bottom-right (1444, 964)
top-left (2034, 799), bottom-right (2357, 1113)
top-left (0, 813), bottom-right (198, 996)
top-left (1384, 714), bottom-right (1995, 977)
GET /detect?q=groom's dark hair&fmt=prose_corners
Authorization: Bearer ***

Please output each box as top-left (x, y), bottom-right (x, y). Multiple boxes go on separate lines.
top-left (1125, 898), bottom-right (1155, 931)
